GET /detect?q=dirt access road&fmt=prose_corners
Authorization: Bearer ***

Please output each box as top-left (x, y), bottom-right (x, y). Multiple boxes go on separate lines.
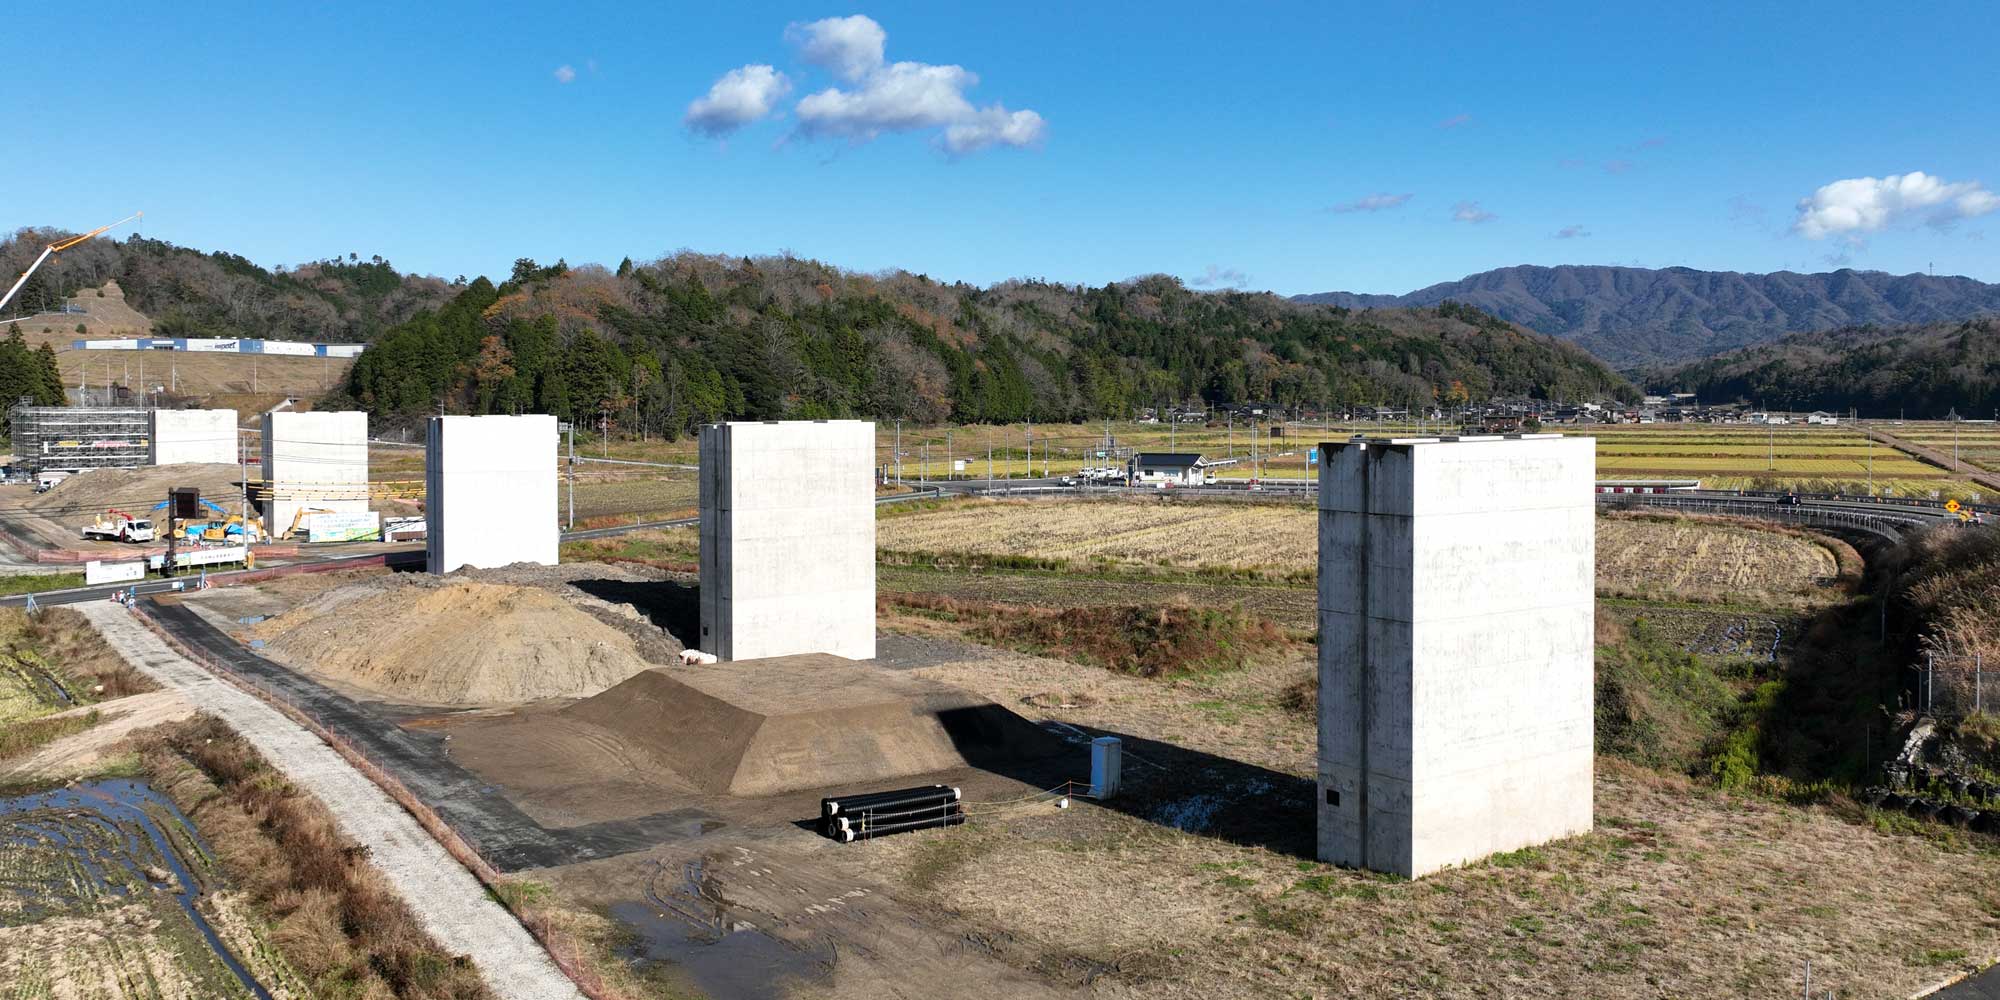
top-left (75, 601), bottom-right (584, 1000)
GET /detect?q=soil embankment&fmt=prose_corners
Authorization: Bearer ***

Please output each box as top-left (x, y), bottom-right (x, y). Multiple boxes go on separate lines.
top-left (248, 565), bottom-right (682, 706)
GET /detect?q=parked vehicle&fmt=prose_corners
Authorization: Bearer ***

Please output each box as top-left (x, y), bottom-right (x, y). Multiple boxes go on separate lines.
top-left (80, 509), bottom-right (156, 543)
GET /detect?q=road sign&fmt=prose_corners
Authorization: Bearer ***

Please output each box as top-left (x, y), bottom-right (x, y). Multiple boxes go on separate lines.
top-left (1960, 512), bottom-right (1973, 522)
top-left (1948, 499), bottom-right (1962, 513)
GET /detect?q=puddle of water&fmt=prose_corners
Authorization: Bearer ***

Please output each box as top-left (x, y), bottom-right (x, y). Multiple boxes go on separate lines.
top-left (612, 856), bottom-right (833, 1000)
top-left (1, 778), bottom-right (277, 1000)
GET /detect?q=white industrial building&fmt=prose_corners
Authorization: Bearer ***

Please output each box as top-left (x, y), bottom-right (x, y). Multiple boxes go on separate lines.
top-left (150, 409), bottom-right (238, 465)
top-left (262, 411), bottom-right (370, 537)
top-left (425, 414), bottom-right (558, 574)
top-left (1317, 434), bottom-right (1595, 878)
top-left (699, 419), bottom-right (876, 661)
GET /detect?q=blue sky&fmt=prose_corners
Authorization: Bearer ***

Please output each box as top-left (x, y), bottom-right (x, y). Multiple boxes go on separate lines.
top-left (8, 1), bottom-right (1997, 294)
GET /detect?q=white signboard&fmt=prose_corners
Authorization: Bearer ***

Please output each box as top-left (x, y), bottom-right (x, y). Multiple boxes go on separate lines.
top-left (258, 340), bottom-right (317, 357)
top-left (183, 339), bottom-right (240, 353)
top-left (306, 511), bottom-right (381, 543)
top-left (85, 560), bottom-right (146, 585)
top-left (148, 546), bottom-right (248, 571)
top-left (953, 460), bottom-right (967, 472)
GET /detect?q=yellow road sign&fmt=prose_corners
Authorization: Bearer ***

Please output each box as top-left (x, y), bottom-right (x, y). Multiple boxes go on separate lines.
top-left (1947, 499), bottom-right (1962, 513)
top-left (1961, 511), bottom-right (1973, 522)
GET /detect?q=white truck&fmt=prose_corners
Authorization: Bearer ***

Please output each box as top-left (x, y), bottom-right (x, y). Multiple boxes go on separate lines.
top-left (81, 511), bottom-right (156, 543)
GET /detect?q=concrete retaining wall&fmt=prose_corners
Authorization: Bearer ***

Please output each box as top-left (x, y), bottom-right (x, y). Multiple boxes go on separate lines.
top-left (425, 415), bottom-right (558, 574)
top-left (150, 409), bottom-right (238, 465)
top-left (262, 411), bottom-right (369, 534)
top-left (699, 420), bottom-right (875, 661)
top-left (1317, 434), bottom-right (1595, 877)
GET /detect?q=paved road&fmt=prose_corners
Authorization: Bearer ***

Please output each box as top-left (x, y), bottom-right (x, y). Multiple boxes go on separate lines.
top-left (77, 602), bottom-right (585, 1000)
top-left (1929, 964), bottom-right (2000, 999)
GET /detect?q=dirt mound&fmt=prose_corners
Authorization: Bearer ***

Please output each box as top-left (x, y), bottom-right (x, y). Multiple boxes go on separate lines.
top-left (559, 653), bottom-right (1065, 795)
top-left (251, 575), bottom-right (672, 706)
top-left (30, 464), bottom-right (246, 516)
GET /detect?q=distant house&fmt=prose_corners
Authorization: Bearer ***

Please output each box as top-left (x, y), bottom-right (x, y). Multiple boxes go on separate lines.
top-left (1128, 452), bottom-right (1207, 486)
top-left (1807, 411), bottom-right (1839, 425)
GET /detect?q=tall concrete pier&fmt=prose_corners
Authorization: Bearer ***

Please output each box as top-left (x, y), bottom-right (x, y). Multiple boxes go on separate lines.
top-left (699, 420), bottom-right (876, 661)
top-left (1317, 434), bottom-right (1595, 877)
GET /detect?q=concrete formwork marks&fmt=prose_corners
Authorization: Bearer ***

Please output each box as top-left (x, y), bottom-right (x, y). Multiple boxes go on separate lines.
top-left (262, 411), bottom-right (368, 532)
top-left (1317, 436), bottom-right (1595, 877)
top-left (698, 420), bottom-right (875, 661)
top-left (151, 409), bottom-right (238, 466)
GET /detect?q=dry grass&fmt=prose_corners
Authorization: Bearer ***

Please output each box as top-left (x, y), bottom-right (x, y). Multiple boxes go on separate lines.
top-left (881, 592), bottom-right (1299, 677)
top-left (873, 646), bottom-right (2000, 1000)
top-left (878, 496), bottom-right (1317, 581)
top-left (1596, 512), bottom-right (1855, 607)
top-left (140, 714), bottom-right (492, 1000)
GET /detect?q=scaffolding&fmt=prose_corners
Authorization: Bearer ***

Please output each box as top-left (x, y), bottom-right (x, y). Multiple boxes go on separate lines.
top-left (8, 405), bottom-right (153, 476)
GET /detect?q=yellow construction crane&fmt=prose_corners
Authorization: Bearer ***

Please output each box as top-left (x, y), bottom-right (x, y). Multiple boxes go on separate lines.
top-left (0, 211), bottom-right (143, 316)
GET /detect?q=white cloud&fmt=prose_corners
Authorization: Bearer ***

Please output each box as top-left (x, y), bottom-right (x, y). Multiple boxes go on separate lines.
top-left (1190, 265), bottom-right (1249, 289)
top-left (1793, 171), bottom-right (2000, 239)
top-left (786, 15), bottom-right (887, 82)
top-left (684, 64), bottom-right (792, 138)
top-left (1603, 159), bottom-right (1634, 175)
top-left (941, 106), bottom-right (1046, 155)
top-left (553, 64), bottom-right (576, 84)
top-left (1452, 200), bottom-right (1497, 224)
top-left (783, 15), bottom-right (1045, 155)
top-left (1438, 113), bottom-right (1473, 129)
top-left (1554, 225), bottom-right (1590, 239)
top-left (1330, 192), bottom-right (1412, 214)
top-left (796, 61), bottom-right (977, 138)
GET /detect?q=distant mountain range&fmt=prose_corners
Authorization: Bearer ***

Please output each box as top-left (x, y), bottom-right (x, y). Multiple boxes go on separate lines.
top-left (1651, 318), bottom-right (2000, 417)
top-left (1295, 265), bottom-right (2000, 368)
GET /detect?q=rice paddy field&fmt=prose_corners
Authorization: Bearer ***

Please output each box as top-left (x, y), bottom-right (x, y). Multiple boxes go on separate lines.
top-left (1884, 420), bottom-right (2000, 476)
top-left (391, 417), bottom-right (1994, 502)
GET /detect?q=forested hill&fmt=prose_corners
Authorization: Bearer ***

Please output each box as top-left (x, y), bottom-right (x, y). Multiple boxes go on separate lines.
top-left (0, 228), bottom-right (454, 342)
top-left (333, 255), bottom-right (1635, 433)
top-left (1297, 265), bottom-right (2000, 367)
top-left (1651, 318), bottom-right (2000, 417)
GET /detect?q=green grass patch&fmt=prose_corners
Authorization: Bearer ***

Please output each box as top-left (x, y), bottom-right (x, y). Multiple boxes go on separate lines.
top-left (0, 708), bottom-right (98, 757)
top-left (0, 572), bottom-right (85, 597)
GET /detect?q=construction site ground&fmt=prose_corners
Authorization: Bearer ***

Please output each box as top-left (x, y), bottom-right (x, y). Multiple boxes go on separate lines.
top-left (140, 565), bottom-right (1094, 998)
top-left (74, 503), bottom-right (2000, 999)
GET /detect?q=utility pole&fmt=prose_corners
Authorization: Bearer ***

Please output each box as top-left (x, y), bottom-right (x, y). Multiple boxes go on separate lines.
top-left (894, 420), bottom-right (903, 483)
top-left (921, 441), bottom-right (928, 484)
top-left (987, 447), bottom-right (993, 484)
top-left (946, 430), bottom-right (953, 481)
top-left (564, 421), bottom-right (575, 530)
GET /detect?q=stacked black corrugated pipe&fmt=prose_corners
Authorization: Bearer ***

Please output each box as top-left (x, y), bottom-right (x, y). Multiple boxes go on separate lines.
top-left (821, 784), bottom-right (963, 843)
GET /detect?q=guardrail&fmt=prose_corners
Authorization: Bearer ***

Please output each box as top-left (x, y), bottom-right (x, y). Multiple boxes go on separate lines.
top-left (1597, 494), bottom-right (1932, 541)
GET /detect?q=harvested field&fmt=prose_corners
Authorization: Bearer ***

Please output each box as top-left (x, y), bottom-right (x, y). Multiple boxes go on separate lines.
top-left (878, 496), bottom-right (1315, 580)
top-left (248, 566), bottom-right (682, 706)
top-left (0, 778), bottom-right (308, 1000)
top-left (1596, 512), bottom-right (1852, 606)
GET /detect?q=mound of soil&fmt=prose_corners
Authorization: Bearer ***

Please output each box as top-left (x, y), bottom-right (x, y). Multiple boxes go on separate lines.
top-left (31, 464), bottom-right (247, 515)
top-left (251, 574), bottom-right (673, 706)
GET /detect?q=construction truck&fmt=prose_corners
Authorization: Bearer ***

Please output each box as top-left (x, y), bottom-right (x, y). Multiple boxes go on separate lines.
top-left (81, 509), bottom-right (156, 543)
